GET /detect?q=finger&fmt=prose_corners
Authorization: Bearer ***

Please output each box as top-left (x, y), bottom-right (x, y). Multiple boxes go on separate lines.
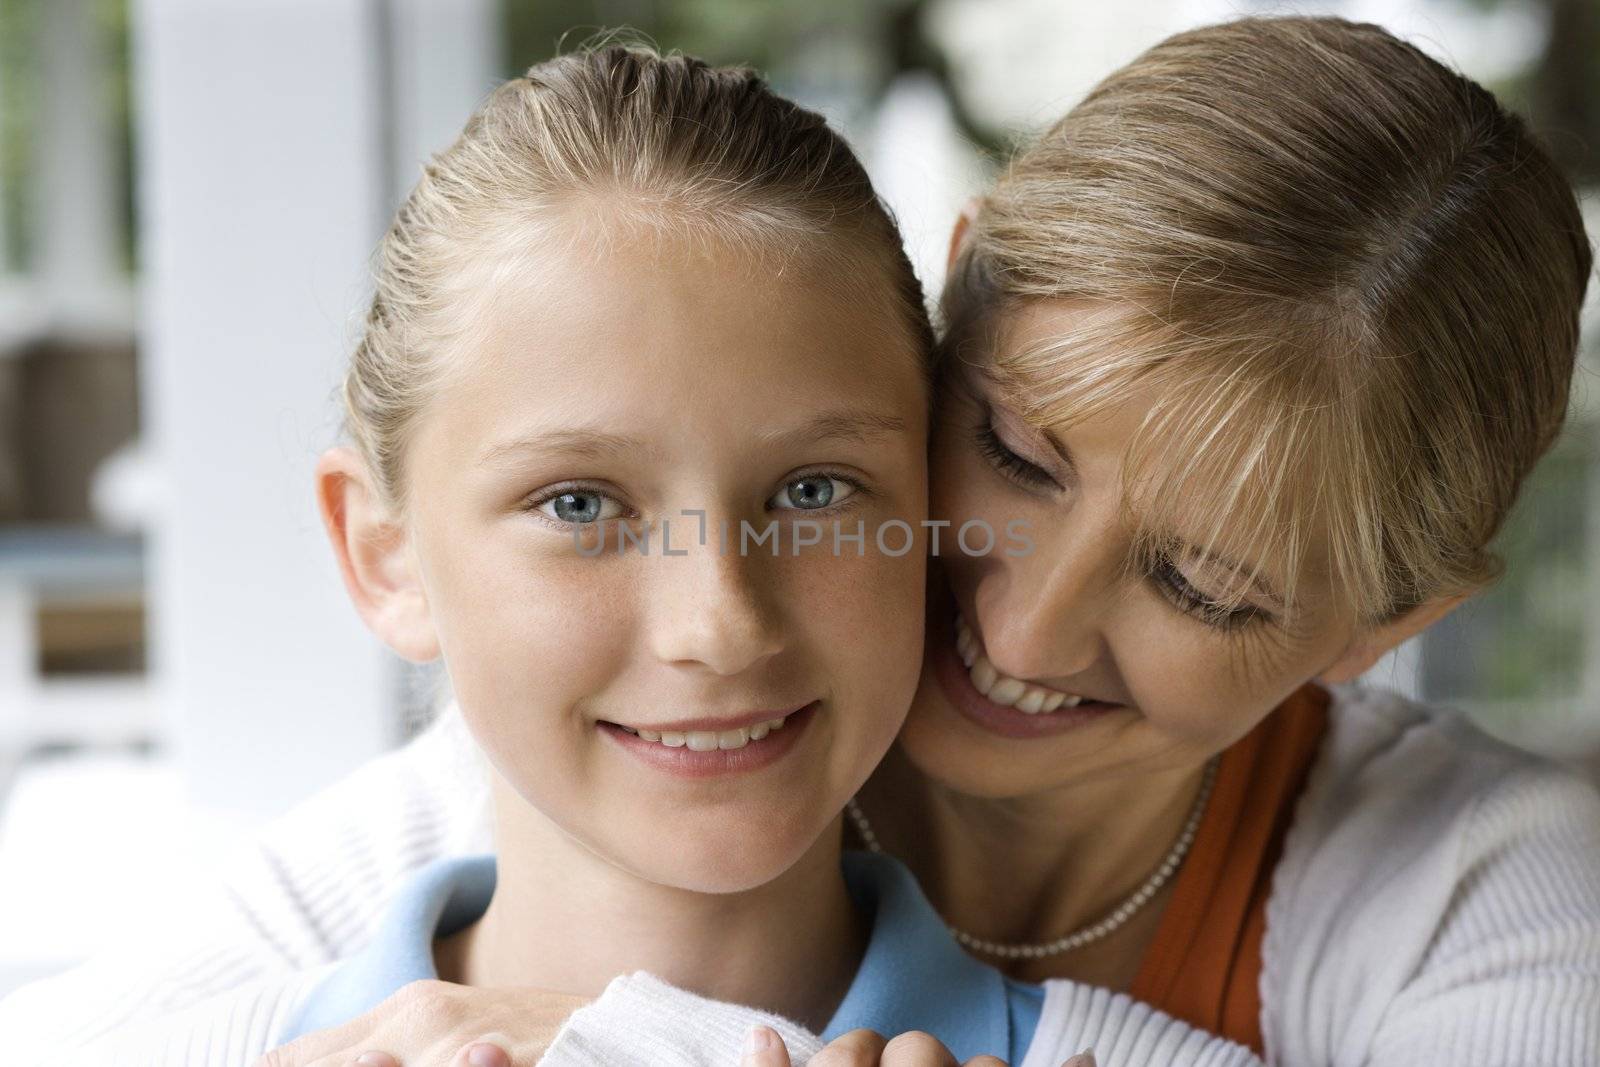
top-left (809, 1028), bottom-right (889, 1067)
top-left (447, 1041), bottom-right (512, 1067)
top-left (256, 1027), bottom-right (355, 1067)
top-left (349, 1055), bottom-right (400, 1067)
top-left (962, 1058), bottom-right (1008, 1067)
top-left (740, 1025), bottom-right (793, 1067)
top-left (881, 1031), bottom-right (959, 1066)
top-left (1061, 1051), bottom-right (1097, 1067)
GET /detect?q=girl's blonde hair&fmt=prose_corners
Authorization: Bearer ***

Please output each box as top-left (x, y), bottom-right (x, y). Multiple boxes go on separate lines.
top-left (946, 16), bottom-right (1594, 624)
top-left (345, 45), bottom-right (931, 512)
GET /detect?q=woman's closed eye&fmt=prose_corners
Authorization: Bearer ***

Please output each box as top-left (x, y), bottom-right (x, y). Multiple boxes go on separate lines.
top-left (1147, 553), bottom-right (1266, 631)
top-left (975, 418), bottom-right (1058, 490)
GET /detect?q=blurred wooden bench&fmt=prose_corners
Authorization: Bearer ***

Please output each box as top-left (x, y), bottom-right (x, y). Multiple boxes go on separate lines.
top-left (0, 525), bottom-right (157, 756)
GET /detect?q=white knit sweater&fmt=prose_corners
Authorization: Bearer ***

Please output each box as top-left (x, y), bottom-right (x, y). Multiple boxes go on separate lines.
top-left (4, 686), bottom-right (1597, 1066)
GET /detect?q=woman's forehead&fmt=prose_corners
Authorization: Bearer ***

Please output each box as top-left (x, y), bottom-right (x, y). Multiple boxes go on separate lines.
top-left (971, 302), bottom-right (1348, 613)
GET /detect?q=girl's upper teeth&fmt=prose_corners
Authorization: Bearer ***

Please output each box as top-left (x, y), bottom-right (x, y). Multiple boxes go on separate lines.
top-left (955, 614), bottom-right (1084, 713)
top-left (621, 715), bottom-right (789, 749)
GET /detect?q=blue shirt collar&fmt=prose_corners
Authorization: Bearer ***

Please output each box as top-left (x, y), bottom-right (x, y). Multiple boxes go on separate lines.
top-left (825, 851), bottom-right (1036, 1060)
top-left (283, 850), bottom-right (1039, 1061)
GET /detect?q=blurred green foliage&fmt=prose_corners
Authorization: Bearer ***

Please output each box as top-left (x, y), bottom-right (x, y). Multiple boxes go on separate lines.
top-left (0, 0), bottom-right (134, 274)
top-left (500, 0), bottom-right (1007, 152)
top-left (1426, 429), bottom-right (1595, 704)
top-left (0, 0), bottom-right (39, 271)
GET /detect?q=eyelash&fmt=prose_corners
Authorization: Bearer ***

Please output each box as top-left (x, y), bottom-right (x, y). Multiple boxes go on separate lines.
top-left (768, 469), bottom-right (873, 515)
top-left (1147, 554), bottom-right (1265, 632)
top-left (522, 470), bottom-right (872, 527)
top-left (523, 481), bottom-right (632, 529)
top-left (974, 420), bottom-right (1057, 489)
top-left (973, 407), bottom-right (1266, 633)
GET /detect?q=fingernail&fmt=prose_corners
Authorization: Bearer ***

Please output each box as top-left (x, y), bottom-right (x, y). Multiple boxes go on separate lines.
top-left (355, 1055), bottom-right (392, 1067)
top-left (745, 1025), bottom-right (776, 1054)
top-left (1064, 1048), bottom-right (1097, 1067)
top-left (467, 1044), bottom-right (506, 1067)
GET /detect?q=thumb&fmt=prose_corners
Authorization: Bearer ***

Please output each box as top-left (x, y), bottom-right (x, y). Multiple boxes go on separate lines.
top-left (741, 1025), bottom-right (793, 1067)
top-left (448, 1041), bottom-right (511, 1067)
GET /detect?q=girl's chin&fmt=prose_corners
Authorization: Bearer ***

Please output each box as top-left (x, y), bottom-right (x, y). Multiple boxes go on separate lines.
top-left (607, 818), bottom-right (836, 895)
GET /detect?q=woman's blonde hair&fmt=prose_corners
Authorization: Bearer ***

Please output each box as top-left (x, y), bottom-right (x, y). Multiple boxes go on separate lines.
top-left (945, 15), bottom-right (1594, 625)
top-left (345, 45), bottom-right (931, 512)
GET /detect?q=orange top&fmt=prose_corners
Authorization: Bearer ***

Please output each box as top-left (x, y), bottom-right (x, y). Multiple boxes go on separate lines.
top-left (1127, 684), bottom-right (1331, 1054)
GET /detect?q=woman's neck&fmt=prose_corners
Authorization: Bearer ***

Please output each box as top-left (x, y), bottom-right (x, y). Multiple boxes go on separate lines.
top-left (856, 744), bottom-right (1207, 983)
top-left (437, 775), bottom-right (866, 1032)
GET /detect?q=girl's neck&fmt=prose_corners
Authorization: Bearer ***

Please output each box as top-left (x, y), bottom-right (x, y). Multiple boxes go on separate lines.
top-left (855, 743), bottom-right (1207, 983)
top-left (437, 775), bottom-right (866, 1032)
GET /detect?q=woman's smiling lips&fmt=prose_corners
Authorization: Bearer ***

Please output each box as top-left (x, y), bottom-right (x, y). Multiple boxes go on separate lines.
top-left (931, 603), bottom-right (1126, 740)
top-left (598, 701), bottom-right (820, 778)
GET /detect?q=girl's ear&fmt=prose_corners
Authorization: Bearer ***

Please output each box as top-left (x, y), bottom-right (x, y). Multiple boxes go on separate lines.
top-left (946, 196), bottom-right (982, 275)
top-left (1317, 594), bottom-right (1467, 686)
top-left (314, 446), bottom-right (441, 663)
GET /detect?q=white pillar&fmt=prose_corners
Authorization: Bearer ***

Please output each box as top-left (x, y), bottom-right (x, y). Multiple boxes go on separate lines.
top-left (37, 0), bottom-right (125, 334)
top-left (386, 0), bottom-right (500, 204)
top-left (128, 0), bottom-right (454, 820)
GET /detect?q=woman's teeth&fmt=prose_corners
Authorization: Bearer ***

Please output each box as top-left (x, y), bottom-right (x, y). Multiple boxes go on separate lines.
top-left (617, 715), bottom-right (789, 750)
top-left (955, 614), bottom-right (1084, 713)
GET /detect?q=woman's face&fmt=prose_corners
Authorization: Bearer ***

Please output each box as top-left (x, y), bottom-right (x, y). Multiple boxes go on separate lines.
top-left (395, 230), bottom-right (930, 892)
top-left (902, 299), bottom-right (1375, 799)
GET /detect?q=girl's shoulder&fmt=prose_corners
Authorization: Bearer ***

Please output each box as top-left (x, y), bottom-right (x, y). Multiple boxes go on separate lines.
top-left (1261, 684), bottom-right (1600, 1064)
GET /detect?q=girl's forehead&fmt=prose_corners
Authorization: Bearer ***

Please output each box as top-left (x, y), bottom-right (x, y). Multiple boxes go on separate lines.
top-left (419, 230), bottom-right (929, 458)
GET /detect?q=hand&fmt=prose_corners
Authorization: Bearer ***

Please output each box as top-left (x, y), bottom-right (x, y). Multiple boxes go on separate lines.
top-left (252, 979), bottom-right (590, 1067)
top-left (738, 1024), bottom-right (1097, 1067)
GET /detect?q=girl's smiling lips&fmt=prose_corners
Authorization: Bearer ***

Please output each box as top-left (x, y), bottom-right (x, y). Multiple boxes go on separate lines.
top-left (604, 706), bottom-right (813, 734)
top-left (598, 701), bottom-right (821, 779)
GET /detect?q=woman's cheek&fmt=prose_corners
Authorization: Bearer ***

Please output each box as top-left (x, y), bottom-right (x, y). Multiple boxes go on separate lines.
top-left (1103, 607), bottom-right (1241, 744)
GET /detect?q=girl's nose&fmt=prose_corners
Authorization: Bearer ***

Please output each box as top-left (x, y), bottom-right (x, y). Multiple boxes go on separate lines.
top-left (646, 537), bottom-right (785, 677)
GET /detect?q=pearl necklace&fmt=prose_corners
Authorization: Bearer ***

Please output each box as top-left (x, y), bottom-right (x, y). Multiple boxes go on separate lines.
top-left (843, 757), bottom-right (1220, 960)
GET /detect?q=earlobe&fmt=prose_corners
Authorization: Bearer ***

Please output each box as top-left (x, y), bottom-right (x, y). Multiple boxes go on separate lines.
top-left (315, 446), bottom-right (441, 663)
top-left (1317, 593), bottom-right (1469, 686)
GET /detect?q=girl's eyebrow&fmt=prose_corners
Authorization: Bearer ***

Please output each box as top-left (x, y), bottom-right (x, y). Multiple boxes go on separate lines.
top-left (756, 409), bottom-right (909, 450)
top-left (476, 410), bottom-right (906, 470)
top-left (477, 429), bottom-right (654, 468)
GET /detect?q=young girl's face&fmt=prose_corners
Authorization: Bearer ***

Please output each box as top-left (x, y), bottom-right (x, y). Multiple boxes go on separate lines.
top-left (399, 226), bottom-right (929, 892)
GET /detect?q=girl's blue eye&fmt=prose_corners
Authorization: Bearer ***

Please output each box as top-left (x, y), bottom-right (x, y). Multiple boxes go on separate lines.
top-left (539, 490), bottom-right (623, 524)
top-left (769, 475), bottom-right (855, 511)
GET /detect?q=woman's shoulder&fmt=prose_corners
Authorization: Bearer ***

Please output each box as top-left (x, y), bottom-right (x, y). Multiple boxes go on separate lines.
top-left (27, 965), bottom-right (333, 1067)
top-left (1286, 682), bottom-right (1600, 901)
top-left (1262, 685), bottom-right (1600, 1064)
top-left (1309, 683), bottom-right (1600, 834)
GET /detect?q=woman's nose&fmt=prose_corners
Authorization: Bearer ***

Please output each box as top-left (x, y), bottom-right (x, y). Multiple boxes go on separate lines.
top-left (975, 532), bottom-right (1115, 683)
top-left (645, 536), bottom-right (785, 676)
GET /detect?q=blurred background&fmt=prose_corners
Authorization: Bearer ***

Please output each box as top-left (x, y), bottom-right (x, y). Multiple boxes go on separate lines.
top-left (0, 0), bottom-right (1595, 996)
